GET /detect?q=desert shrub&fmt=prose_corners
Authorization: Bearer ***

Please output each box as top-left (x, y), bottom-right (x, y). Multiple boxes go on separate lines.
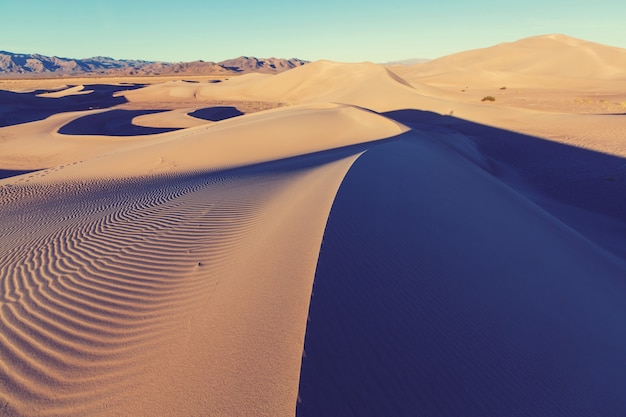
top-left (481, 96), bottom-right (496, 102)
top-left (500, 86), bottom-right (507, 90)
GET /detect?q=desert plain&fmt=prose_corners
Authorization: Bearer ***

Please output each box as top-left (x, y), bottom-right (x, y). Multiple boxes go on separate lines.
top-left (1, 34), bottom-right (626, 416)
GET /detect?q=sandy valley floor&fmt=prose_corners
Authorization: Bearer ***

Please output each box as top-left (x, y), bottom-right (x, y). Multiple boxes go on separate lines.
top-left (1, 34), bottom-right (626, 416)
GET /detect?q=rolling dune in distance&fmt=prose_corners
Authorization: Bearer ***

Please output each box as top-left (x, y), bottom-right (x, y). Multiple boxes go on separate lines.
top-left (1, 34), bottom-right (626, 416)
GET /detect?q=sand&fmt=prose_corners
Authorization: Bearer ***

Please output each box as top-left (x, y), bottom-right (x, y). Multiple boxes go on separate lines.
top-left (1, 34), bottom-right (626, 416)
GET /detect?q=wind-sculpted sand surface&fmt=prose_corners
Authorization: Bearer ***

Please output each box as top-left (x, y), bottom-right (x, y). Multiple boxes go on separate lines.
top-left (1, 34), bottom-right (626, 416)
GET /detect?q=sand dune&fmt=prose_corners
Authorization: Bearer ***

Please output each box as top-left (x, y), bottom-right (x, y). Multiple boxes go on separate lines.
top-left (129, 106), bottom-right (243, 129)
top-left (0, 108), bottom-right (159, 170)
top-left (120, 61), bottom-right (440, 112)
top-left (117, 44), bottom-right (626, 158)
top-left (396, 34), bottom-right (626, 85)
top-left (389, 34), bottom-right (626, 129)
top-left (0, 97), bottom-right (406, 416)
top-left (432, 34), bottom-right (626, 79)
top-left (0, 151), bottom-right (367, 416)
top-left (0, 103), bottom-right (406, 183)
top-left (1, 34), bottom-right (626, 416)
top-left (131, 108), bottom-right (213, 128)
top-left (36, 85), bottom-right (94, 98)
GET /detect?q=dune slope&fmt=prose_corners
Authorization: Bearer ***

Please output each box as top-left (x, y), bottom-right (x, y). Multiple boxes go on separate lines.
top-left (0, 104), bottom-right (406, 416)
top-left (298, 129), bottom-right (626, 416)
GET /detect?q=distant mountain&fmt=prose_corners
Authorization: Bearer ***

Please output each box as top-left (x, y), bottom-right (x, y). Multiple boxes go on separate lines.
top-left (217, 56), bottom-right (308, 74)
top-left (0, 51), bottom-right (308, 76)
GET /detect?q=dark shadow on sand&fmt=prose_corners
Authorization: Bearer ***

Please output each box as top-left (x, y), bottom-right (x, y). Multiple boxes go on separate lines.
top-left (383, 109), bottom-right (626, 246)
top-left (297, 111), bottom-right (626, 416)
top-left (189, 106), bottom-right (244, 122)
top-left (0, 169), bottom-right (41, 180)
top-left (0, 84), bottom-right (144, 127)
top-left (58, 109), bottom-right (179, 136)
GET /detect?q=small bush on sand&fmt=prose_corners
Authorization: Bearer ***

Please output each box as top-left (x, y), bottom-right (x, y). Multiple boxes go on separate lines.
top-left (500, 86), bottom-right (507, 90)
top-left (481, 96), bottom-right (496, 102)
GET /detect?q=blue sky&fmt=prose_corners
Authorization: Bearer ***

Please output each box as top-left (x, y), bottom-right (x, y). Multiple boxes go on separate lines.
top-left (2, 0), bottom-right (625, 62)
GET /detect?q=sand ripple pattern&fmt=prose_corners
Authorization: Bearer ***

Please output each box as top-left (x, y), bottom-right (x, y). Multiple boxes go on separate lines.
top-left (0, 171), bottom-right (279, 416)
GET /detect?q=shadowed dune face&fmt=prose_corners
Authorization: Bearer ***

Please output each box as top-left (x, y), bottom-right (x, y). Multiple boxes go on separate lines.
top-left (58, 109), bottom-right (179, 136)
top-left (382, 110), bottom-right (626, 228)
top-left (298, 128), bottom-right (626, 417)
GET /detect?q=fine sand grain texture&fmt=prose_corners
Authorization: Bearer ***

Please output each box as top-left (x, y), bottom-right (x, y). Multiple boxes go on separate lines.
top-left (1, 34), bottom-right (626, 416)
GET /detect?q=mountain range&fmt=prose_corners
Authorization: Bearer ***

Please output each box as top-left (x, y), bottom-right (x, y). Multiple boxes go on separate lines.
top-left (0, 51), bottom-right (308, 76)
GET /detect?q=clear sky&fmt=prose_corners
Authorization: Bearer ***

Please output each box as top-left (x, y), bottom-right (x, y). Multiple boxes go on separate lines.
top-left (2, 0), bottom-right (625, 63)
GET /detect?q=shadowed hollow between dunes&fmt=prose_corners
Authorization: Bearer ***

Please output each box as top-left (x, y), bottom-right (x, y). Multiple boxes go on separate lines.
top-left (188, 106), bottom-right (244, 121)
top-left (0, 84), bottom-right (142, 128)
top-left (57, 106), bottom-right (247, 136)
top-left (57, 109), bottom-right (179, 136)
top-left (297, 116), bottom-right (626, 416)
